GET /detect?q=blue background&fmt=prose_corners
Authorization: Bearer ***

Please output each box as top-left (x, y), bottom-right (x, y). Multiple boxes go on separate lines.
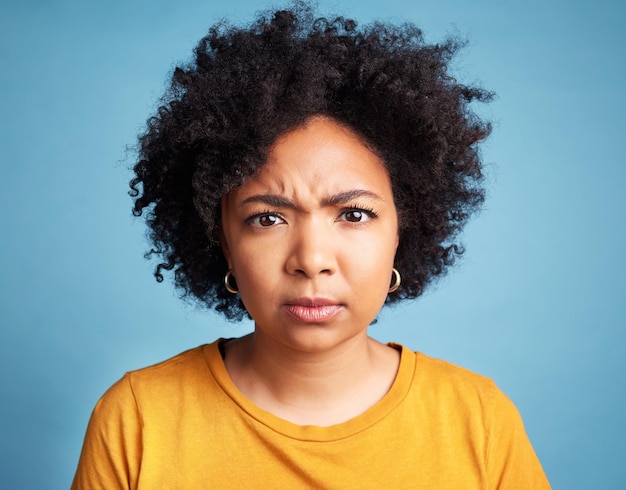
top-left (1, 0), bottom-right (624, 488)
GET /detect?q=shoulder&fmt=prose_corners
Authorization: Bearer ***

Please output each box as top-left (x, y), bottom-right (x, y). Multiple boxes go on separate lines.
top-left (72, 344), bottom-right (223, 489)
top-left (92, 341), bottom-right (222, 416)
top-left (394, 344), bottom-right (524, 442)
top-left (413, 350), bottom-right (494, 386)
top-left (126, 344), bottom-right (210, 385)
top-left (397, 347), bottom-right (550, 488)
top-left (396, 345), bottom-right (501, 405)
top-left (415, 351), bottom-right (524, 414)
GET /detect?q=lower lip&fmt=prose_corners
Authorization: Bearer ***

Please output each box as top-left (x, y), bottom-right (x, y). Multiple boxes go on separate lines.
top-left (283, 305), bottom-right (343, 323)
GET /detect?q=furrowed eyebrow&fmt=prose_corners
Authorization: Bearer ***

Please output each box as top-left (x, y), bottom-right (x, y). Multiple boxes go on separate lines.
top-left (239, 189), bottom-right (382, 208)
top-left (321, 190), bottom-right (383, 206)
top-left (240, 194), bottom-right (296, 208)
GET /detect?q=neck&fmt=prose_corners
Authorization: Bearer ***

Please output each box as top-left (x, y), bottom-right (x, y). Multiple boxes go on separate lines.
top-left (223, 331), bottom-right (400, 426)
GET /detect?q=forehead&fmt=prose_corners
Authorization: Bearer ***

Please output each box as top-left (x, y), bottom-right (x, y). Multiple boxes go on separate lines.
top-left (230, 117), bottom-right (392, 202)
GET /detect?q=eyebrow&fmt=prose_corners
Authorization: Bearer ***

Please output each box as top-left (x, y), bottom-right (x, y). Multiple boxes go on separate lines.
top-left (322, 190), bottom-right (383, 206)
top-left (240, 189), bottom-right (383, 208)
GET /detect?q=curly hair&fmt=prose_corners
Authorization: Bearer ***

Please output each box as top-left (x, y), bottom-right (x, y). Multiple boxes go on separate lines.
top-left (130, 2), bottom-right (493, 320)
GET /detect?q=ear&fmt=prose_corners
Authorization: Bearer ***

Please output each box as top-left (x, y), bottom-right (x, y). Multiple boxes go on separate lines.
top-left (392, 217), bottom-right (400, 255)
top-left (219, 228), bottom-right (233, 270)
top-left (392, 209), bottom-right (401, 252)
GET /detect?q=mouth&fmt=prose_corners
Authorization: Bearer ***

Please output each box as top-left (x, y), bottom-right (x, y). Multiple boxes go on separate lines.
top-left (283, 298), bottom-right (344, 323)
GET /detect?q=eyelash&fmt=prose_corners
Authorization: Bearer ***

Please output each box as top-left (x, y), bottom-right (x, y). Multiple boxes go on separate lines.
top-left (245, 206), bottom-right (379, 227)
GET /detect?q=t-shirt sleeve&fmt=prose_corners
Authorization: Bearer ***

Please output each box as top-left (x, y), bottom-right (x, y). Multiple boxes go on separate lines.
top-left (486, 387), bottom-right (551, 489)
top-left (71, 374), bottom-right (142, 490)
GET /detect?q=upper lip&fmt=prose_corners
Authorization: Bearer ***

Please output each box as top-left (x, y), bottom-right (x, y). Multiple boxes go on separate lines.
top-left (284, 297), bottom-right (342, 307)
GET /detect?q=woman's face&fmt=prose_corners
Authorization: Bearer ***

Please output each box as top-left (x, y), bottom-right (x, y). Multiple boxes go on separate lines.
top-left (221, 116), bottom-right (399, 353)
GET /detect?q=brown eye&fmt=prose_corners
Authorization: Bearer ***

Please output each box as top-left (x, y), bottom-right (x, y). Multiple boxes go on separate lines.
top-left (344, 210), bottom-right (365, 222)
top-left (259, 215), bottom-right (278, 226)
top-left (339, 207), bottom-right (377, 223)
top-left (248, 213), bottom-right (285, 227)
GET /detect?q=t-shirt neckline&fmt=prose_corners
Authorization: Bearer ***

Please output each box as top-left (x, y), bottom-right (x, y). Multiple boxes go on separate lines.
top-left (202, 339), bottom-right (416, 442)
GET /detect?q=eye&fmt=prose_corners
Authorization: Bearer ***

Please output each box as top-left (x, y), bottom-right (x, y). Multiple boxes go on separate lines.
top-left (339, 208), bottom-right (377, 223)
top-left (247, 213), bottom-right (285, 227)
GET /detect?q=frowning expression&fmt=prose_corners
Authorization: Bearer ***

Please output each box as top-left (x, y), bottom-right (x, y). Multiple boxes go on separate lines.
top-left (220, 116), bottom-right (399, 353)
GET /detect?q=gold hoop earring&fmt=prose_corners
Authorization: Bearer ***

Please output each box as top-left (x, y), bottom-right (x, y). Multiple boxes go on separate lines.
top-left (224, 270), bottom-right (238, 294)
top-left (388, 268), bottom-right (401, 293)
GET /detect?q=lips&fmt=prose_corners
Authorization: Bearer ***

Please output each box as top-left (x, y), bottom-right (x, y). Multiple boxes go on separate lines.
top-left (283, 298), bottom-right (344, 323)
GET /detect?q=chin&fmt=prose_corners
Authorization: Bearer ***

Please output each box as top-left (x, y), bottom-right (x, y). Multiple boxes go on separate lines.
top-left (261, 323), bottom-right (369, 355)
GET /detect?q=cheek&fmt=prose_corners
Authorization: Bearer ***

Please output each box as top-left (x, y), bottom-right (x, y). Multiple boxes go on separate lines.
top-left (358, 230), bottom-right (398, 264)
top-left (346, 235), bottom-right (397, 293)
top-left (229, 242), bottom-right (284, 304)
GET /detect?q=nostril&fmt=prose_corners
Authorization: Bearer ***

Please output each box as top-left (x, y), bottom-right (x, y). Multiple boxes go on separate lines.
top-left (292, 266), bottom-right (333, 277)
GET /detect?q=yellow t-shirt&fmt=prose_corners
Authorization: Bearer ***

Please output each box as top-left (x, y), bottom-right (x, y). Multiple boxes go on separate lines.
top-left (72, 340), bottom-right (550, 489)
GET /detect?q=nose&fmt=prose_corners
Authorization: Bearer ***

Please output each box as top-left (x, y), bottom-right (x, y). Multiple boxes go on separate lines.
top-left (285, 218), bottom-right (337, 278)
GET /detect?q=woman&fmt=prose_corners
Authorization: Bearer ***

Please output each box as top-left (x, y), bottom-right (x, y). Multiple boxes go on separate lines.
top-left (72, 4), bottom-right (550, 488)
